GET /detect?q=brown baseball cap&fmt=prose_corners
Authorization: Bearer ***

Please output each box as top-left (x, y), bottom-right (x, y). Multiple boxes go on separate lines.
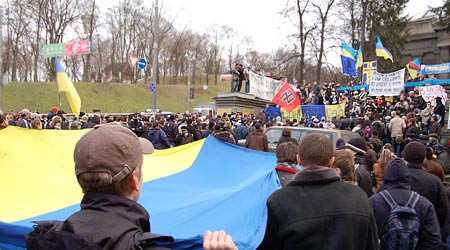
top-left (74, 123), bottom-right (154, 182)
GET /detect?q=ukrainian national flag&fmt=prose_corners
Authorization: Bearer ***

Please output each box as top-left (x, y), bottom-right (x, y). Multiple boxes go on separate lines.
top-left (0, 127), bottom-right (280, 250)
top-left (375, 37), bottom-right (394, 62)
top-left (56, 57), bottom-right (81, 116)
top-left (341, 42), bottom-right (356, 59)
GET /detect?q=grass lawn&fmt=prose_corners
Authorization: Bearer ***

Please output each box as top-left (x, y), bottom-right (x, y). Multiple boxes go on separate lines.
top-left (1, 78), bottom-right (231, 114)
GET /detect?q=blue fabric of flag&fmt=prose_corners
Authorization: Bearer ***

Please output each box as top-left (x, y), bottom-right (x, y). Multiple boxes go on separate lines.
top-left (265, 107), bottom-right (282, 122)
top-left (301, 105), bottom-right (327, 120)
top-left (340, 55), bottom-right (357, 77)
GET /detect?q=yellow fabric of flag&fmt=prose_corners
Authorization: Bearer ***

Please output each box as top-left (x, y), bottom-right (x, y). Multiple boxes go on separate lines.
top-left (56, 57), bottom-right (81, 116)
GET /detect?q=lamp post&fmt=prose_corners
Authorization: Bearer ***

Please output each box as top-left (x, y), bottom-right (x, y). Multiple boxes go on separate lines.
top-left (151, 0), bottom-right (158, 110)
top-left (185, 52), bottom-right (194, 114)
top-left (0, 9), bottom-right (3, 113)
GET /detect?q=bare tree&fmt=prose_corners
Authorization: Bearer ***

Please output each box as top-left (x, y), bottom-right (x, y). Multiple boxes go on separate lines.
top-left (290, 0), bottom-right (316, 85)
top-left (311, 0), bottom-right (336, 83)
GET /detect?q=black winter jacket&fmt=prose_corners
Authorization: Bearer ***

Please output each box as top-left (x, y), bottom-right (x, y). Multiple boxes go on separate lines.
top-left (259, 167), bottom-right (379, 250)
top-left (65, 192), bottom-right (172, 249)
top-left (403, 163), bottom-right (450, 241)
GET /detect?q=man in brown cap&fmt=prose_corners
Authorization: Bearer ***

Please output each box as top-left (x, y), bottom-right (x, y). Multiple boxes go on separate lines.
top-left (26, 123), bottom-right (175, 249)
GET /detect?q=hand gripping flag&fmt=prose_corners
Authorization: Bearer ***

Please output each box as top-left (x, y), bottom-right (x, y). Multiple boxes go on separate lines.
top-left (55, 57), bottom-right (81, 116)
top-left (272, 82), bottom-right (301, 113)
top-left (375, 37), bottom-right (394, 62)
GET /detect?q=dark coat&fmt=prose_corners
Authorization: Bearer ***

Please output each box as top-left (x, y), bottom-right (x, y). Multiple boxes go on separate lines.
top-left (355, 156), bottom-right (374, 197)
top-left (245, 129), bottom-right (268, 152)
top-left (147, 128), bottom-right (171, 149)
top-left (212, 130), bottom-right (235, 144)
top-left (403, 163), bottom-right (450, 241)
top-left (201, 127), bottom-right (214, 139)
top-left (259, 167), bottom-right (379, 250)
top-left (161, 121), bottom-right (178, 144)
top-left (64, 192), bottom-right (173, 249)
top-left (370, 158), bottom-right (442, 249)
top-left (175, 133), bottom-right (195, 146)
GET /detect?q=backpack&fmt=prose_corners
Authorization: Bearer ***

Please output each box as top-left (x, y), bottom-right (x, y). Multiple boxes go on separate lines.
top-left (26, 220), bottom-right (102, 250)
top-left (26, 210), bottom-right (173, 250)
top-left (379, 190), bottom-right (420, 250)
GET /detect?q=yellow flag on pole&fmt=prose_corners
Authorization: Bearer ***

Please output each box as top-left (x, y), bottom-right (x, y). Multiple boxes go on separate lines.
top-left (55, 57), bottom-right (81, 116)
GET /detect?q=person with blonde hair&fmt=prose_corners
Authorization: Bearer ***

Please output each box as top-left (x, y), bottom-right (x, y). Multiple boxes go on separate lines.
top-left (332, 150), bottom-right (356, 184)
top-left (30, 119), bottom-right (42, 130)
top-left (373, 147), bottom-right (394, 192)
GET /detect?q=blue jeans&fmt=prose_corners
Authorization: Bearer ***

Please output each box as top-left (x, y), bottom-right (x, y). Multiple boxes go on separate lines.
top-left (245, 81), bottom-right (250, 93)
top-left (231, 80), bottom-right (239, 92)
top-left (391, 137), bottom-right (402, 157)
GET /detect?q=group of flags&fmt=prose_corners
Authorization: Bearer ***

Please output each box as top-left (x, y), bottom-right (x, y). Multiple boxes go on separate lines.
top-left (340, 37), bottom-right (394, 77)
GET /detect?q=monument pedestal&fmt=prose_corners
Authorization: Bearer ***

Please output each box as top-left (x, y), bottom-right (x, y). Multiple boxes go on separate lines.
top-left (213, 92), bottom-right (272, 115)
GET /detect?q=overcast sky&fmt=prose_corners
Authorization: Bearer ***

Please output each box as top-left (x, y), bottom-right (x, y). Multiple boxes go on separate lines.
top-left (96, 0), bottom-right (445, 63)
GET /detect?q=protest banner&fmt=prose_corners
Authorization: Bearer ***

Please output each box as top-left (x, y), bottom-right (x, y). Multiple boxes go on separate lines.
top-left (421, 62), bottom-right (450, 75)
top-left (419, 85), bottom-right (449, 106)
top-left (249, 71), bottom-right (283, 101)
top-left (368, 68), bottom-right (405, 96)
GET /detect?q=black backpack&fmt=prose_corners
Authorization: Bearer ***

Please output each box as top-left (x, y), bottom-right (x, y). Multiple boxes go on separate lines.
top-left (25, 211), bottom-right (173, 250)
top-left (25, 220), bottom-right (102, 250)
top-left (379, 190), bottom-right (420, 250)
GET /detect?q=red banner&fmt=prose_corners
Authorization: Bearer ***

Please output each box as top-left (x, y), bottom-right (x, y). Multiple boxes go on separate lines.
top-left (66, 40), bottom-right (90, 56)
top-left (271, 82), bottom-right (301, 113)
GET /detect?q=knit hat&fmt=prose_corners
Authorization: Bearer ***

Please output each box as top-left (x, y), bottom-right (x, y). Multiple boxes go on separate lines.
top-left (403, 141), bottom-right (426, 164)
top-left (345, 137), bottom-right (367, 156)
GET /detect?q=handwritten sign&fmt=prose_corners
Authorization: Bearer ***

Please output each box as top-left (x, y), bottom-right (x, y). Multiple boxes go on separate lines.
top-left (419, 85), bottom-right (449, 106)
top-left (368, 69), bottom-right (405, 96)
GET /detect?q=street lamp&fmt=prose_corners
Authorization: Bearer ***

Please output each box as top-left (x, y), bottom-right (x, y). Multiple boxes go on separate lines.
top-left (185, 52), bottom-right (194, 114)
top-left (0, 9), bottom-right (4, 113)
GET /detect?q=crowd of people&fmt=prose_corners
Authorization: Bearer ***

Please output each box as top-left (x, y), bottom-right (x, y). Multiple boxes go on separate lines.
top-left (1, 79), bottom-right (449, 249)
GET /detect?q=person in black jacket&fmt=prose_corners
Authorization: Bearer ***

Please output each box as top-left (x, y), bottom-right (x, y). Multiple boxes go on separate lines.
top-left (369, 158), bottom-right (442, 249)
top-left (259, 133), bottom-right (379, 250)
top-left (161, 115), bottom-right (178, 147)
top-left (345, 137), bottom-right (374, 197)
top-left (433, 97), bottom-right (446, 127)
top-left (402, 141), bottom-right (450, 243)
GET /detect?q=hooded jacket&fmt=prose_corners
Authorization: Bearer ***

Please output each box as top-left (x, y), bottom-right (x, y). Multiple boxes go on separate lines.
top-left (369, 158), bottom-right (442, 249)
top-left (407, 162), bottom-right (450, 241)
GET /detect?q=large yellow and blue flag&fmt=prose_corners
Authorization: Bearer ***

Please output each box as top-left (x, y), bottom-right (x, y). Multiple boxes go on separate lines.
top-left (341, 42), bottom-right (356, 58)
top-left (375, 37), bottom-right (393, 62)
top-left (0, 127), bottom-right (280, 250)
top-left (56, 57), bottom-right (81, 116)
